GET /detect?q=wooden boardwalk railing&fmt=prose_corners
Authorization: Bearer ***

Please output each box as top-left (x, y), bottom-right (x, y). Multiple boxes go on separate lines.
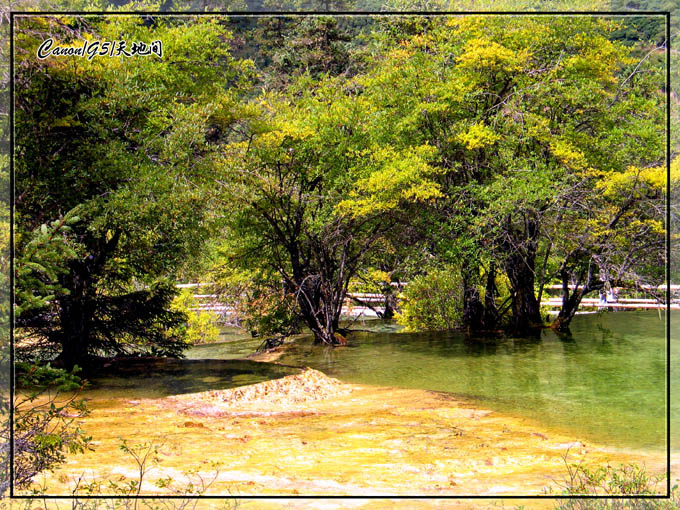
top-left (178, 284), bottom-right (680, 319)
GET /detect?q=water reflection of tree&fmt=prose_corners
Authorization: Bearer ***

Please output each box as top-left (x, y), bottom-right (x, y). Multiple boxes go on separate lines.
top-left (555, 318), bottom-right (616, 357)
top-left (462, 330), bottom-right (544, 357)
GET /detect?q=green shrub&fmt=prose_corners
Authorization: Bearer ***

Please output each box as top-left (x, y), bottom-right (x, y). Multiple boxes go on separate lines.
top-left (10, 364), bottom-right (92, 493)
top-left (395, 265), bottom-right (463, 332)
top-left (242, 288), bottom-right (299, 339)
top-left (170, 289), bottom-right (220, 345)
top-left (212, 265), bottom-right (299, 339)
top-left (551, 457), bottom-right (679, 510)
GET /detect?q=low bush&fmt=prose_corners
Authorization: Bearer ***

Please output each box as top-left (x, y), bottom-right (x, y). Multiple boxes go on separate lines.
top-left (170, 289), bottom-right (220, 345)
top-left (550, 455), bottom-right (679, 510)
top-left (20, 440), bottom-right (240, 510)
top-left (395, 265), bottom-right (463, 332)
top-left (7, 363), bottom-right (92, 494)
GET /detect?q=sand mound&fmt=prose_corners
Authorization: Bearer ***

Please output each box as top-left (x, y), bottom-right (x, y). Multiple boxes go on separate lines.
top-left (160, 368), bottom-right (353, 417)
top-left (204, 368), bottom-right (351, 404)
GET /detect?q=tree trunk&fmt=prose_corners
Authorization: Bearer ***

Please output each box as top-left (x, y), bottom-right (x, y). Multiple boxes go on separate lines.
top-left (55, 265), bottom-right (91, 369)
top-left (482, 263), bottom-right (499, 330)
top-left (505, 252), bottom-right (543, 333)
top-left (502, 212), bottom-right (544, 333)
top-left (551, 256), bottom-right (602, 332)
top-left (383, 291), bottom-right (397, 320)
top-left (461, 261), bottom-right (502, 333)
top-left (463, 285), bottom-right (485, 332)
top-left (294, 274), bottom-right (344, 345)
top-left (462, 261), bottom-right (489, 333)
top-left (551, 273), bottom-right (600, 332)
top-left (551, 292), bottom-right (583, 332)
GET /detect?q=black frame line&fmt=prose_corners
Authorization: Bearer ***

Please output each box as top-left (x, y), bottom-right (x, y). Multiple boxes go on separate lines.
top-left (667, 9), bottom-right (672, 501)
top-left (7, 9), bottom-right (676, 14)
top-left (9, 7), bottom-right (15, 503)
top-left (7, 9), bottom-right (673, 500)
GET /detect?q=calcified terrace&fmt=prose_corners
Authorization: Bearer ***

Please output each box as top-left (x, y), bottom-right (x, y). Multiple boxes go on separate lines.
top-left (25, 368), bottom-right (667, 498)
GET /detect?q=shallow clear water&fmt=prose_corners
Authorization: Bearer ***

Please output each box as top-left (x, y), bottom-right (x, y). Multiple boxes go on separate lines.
top-left (82, 358), bottom-right (298, 400)
top-left (185, 333), bottom-right (263, 360)
top-left (188, 311), bottom-right (670, 452)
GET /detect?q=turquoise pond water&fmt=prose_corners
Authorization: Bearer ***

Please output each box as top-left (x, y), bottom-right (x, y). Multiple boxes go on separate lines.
top-left (186, 310), bottom-right (672, 452)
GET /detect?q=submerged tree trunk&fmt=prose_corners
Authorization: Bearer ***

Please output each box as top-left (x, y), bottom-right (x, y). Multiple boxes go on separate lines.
top-left (463, 285), bottom-right (485, 332)
top-left (551, 291), bottom-right (583, 332)
top-left (462, 261), bottom-right (501, 333)
top-left (502, 213), bottom-right (543, 333)
top-left (292, 270), bottom-right (347, 345)
top-left (551, 258), bottom-right (602, 332)
top-left (462, 262), bottom-right (485, 332)
top-left (505, 253), bottom-right (543, 333)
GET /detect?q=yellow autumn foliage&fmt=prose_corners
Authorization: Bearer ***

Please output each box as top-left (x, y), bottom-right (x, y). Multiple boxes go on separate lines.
top-left (597, 163), bottom-right (675, 197)
top-left (338, 145), bottom-right (442, 217)
top-left (456, 123), bottom-right (500, 150)
top-left (456, 39), bottom-right (523, 73)
top-left (549, 140), bottom-right (588, 170)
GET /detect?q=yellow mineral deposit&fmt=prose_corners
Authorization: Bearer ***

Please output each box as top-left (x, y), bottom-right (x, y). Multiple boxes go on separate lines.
top-left (27, 367), bottom-right (666, 502)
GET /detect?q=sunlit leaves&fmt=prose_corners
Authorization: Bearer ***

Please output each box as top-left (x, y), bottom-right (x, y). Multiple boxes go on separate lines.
top-left (597, 165), bottom-right (668, 198)
top-left (339, 144), bottom-right (441, 216)
top-left (456, 123), bottom-right (500, 150)
top-left (456, 38), bottom-right (524, 74)
top-left (549, 140), bottom-right (588, 171)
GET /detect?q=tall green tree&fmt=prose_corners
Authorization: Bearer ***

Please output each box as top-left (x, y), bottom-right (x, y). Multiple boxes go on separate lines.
top-left (250, 15), bottom-right (367, 92)
top-left (15, 15), bottom-right (254, 367)
top-left (340, 15), bottom-right (665, 332)
top-left (219, 82), bottom-right (390, 344)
